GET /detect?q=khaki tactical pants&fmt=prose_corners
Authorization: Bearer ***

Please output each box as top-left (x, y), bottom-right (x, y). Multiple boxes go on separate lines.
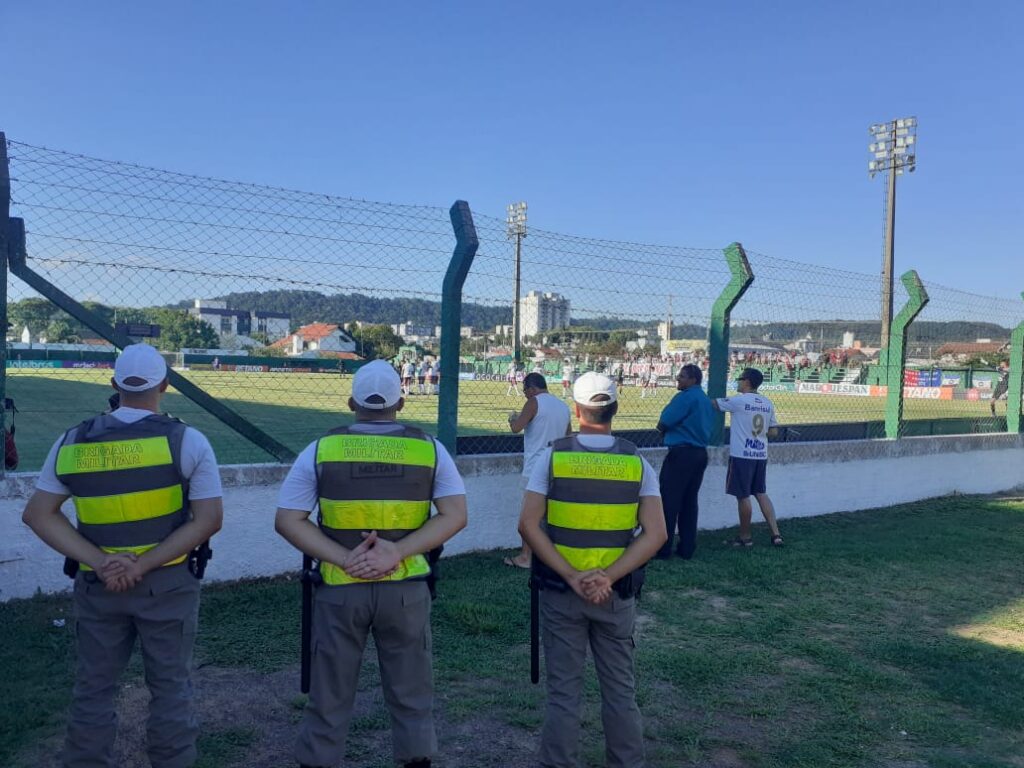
top-left (539, 588), bottom-right (645, 768)
top-left (63, 566), bottom-right (200, 768)
top-left (296, 580), bottom-right (435, 766)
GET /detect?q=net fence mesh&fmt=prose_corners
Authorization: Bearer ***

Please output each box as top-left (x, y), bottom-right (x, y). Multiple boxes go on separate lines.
top-left (4, 137), bottom-right (1021, 467)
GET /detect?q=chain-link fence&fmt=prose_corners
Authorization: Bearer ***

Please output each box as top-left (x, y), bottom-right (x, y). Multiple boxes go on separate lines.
top-left (3, 137), bottom-right (1022, 469)
top-left (5, 139), bottom-right (456, 468)
top-left (899, 282), bottom-right (1020, 436)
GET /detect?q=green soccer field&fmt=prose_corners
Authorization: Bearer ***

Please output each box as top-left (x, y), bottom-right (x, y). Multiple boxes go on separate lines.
top-left (6, 369), bottom-right (1004, 471)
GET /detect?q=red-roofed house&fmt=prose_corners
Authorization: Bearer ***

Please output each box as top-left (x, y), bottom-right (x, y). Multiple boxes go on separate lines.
top-left (271, 323), bottom-right (357, 357)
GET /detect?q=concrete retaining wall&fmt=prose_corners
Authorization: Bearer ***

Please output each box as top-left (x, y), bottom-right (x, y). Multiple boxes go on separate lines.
top-left (2, 434), bottom-right (1021, 602)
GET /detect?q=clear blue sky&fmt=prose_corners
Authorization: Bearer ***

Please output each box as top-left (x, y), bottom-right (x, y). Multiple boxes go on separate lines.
top-left (3, 1), bottom-right (1022, 297)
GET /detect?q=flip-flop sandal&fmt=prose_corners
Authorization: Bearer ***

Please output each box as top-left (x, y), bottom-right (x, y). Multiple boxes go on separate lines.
top-left (730, 537), bottom-right (753, 548)
top-left (770, 535), bottom-right (785, 547)
top-left (503, 556), bottom-right (530, 569)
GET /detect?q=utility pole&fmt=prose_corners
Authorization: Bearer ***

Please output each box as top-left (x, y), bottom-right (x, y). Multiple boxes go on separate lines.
top-left (869, 117), bottom-right (917, 347)
top-left (506, 201), bottom-right (527, 365)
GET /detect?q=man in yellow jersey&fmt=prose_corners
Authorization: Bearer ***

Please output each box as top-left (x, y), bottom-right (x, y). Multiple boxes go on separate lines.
top-left (519, 372), bottom-right (666, 768)
top-left (275, 360), bottom-right (467, 768)
top-left (22, 343), bottom-right (224, 768)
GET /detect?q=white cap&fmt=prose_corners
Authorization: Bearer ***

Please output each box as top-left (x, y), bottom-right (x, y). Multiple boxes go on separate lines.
top-left (114, 344), bottom-right (168, 392)
top-left (572, 371), bottom-right (617, 406)
top-left (352, 360), bottom-right (403, 410)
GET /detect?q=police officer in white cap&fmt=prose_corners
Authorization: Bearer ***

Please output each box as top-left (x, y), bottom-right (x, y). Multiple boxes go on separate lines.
top-left (23, 343), bottom-right (224, 768)
top-left (519, 371), bottom-right (666, 768)
top-left (275, 360), bottom-right (468, 768)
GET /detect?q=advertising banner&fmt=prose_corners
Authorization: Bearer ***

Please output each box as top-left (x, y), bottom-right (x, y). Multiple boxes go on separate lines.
top-left (7, 360), bottom-right (62, 369)
top-left (796, 382), bottom-right (874, 396)
top-left (62, 361), bottom-right (114, 369)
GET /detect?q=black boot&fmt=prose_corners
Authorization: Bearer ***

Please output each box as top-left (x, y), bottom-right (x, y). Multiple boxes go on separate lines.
top-left (403, 760), bottom-right (431, 768)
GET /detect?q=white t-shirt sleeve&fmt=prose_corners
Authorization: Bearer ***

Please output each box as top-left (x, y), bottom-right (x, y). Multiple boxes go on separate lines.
top-left (431, 440), bottom-right (466, 499)
top-left (526, 447), bottom-right (553, 495)
top-left (34, 436), bottom-right (70, 496)
top-left (181, 428), bottom-right (223, 500)
top-left (638, 457), bottom-right (661, 497)
top-left (276, 442), bottom-right (320, 513)
top-left (716, 397), bottom-right (740, 412)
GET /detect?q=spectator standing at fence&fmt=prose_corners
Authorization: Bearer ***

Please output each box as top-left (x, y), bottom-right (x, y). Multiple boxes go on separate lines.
top-left (275, 360), bottom-right (467, 768)
top-left (22, 343), bottom-right (224, 768)
top-left (655, 363), bottom-right (714, 560)
top-left (712, 367), bottom-right (784, 547)
top-left (505, 371), bottom-right (571, 569)
top-left (519, 372), bottom-right (665, 767)
top-left (506, 363), bottom-right (520, 396)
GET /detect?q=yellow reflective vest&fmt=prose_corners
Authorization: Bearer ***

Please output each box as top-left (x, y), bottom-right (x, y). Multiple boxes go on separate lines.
top-left (55, 414), bottom-right (190, 571)
top-left (315, 425), bottom-right (436, 586)
top-left (545, 435), bottom-right (642, 573)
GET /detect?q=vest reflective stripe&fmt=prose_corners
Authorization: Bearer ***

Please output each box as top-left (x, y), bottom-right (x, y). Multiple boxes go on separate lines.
top-left (319, 554), bottom-right (430, 586)
top-left (319, 499), bottom-right (430, 532)
top-left (316, 435), bottom-right (436, 468)
top-left (550, 451), bottom-right (643, 484)
top-left (316, 428), bottom-right (436, 586)
top-left (547, 499), bottom-right (638, 531)
top-left (55, 415), bottom-right (189, 572)
top-left (73, 485), bottom-right (184, 525)
top-left (546, 437), bottom-right (641, 573)
top-left (80, 544), bottom-right (188, 572)
top-left (55, 436), bottom-right (174, 475)
top-left (553, 544), bottom-right (626, 572)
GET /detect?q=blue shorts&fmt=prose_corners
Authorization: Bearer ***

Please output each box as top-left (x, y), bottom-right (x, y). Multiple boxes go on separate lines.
top-left (726, 457), bottom-right (767, 498)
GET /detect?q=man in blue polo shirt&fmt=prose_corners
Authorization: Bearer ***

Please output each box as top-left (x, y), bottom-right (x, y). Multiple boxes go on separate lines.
top-left (655, 363), bottom-right (715, 559)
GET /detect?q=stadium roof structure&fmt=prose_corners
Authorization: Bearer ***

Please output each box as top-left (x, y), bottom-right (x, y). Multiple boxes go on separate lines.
top-left (934, 341), bottom-right (1008, 358)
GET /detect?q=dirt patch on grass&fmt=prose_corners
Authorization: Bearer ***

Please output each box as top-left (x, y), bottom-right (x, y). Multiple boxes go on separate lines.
top-left (16, 665), bottom-right (541, 768)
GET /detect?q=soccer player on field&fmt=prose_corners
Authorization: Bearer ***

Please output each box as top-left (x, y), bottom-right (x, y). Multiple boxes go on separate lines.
top-left (561, 363), bottom-right (573, 398)
top-left (990, 362), bottom-right (1009, 416)
top-left (712, 367), bottom-right (784, 547)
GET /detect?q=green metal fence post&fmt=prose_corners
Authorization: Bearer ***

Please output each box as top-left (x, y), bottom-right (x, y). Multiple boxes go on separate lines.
top-left (0, 134), bottom-right (9, 479)
top-left (438, 201), bottom-right (479, 455)
top-left (707, 242), bottom-right (754, 446)
top-left (884, 270), bottom-right (929, 439)
top-left (6, 217), bottom-right (296, 463)
top-left (1006, 293), bottom-right (1024, 434)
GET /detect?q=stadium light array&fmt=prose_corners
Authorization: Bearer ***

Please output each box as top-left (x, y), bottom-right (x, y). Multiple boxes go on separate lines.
top-left (868, 117), bottom-right (917, 178)
top-left (868, 116), bottom-right (918, 347)
top-left (507, 201), bottom-right (528, 363)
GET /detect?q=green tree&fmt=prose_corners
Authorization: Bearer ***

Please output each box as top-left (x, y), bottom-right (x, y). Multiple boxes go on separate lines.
top-left (146, 309), bottom-right (219, 351)
top-left (44, 318), bottom-right (81, 344)
top-left (349, 323), bottom-right (404, 360)
top-left (8, 298), bottom-right (55, 337)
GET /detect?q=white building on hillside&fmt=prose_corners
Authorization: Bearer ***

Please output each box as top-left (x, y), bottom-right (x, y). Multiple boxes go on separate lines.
top-left (189, 299), bottom-right (291, 343)
top-left (520, 291), bottom-right (571, 340)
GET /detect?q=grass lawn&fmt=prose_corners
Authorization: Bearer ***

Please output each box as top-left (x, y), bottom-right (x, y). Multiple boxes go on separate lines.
top-left (5, 370), bottom-right (1005, 470)
top-left (2, 496), bottom-right (1022, 767)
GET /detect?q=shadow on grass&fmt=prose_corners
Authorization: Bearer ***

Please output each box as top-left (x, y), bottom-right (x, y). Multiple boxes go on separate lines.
top-left (1, 497), bottom-right (1022, 768)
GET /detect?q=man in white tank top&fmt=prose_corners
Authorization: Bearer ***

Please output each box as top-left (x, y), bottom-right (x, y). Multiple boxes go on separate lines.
top-left (505, 371), bottom-right (571, 568)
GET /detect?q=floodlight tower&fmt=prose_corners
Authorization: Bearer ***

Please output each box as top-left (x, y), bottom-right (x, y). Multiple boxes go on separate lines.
top-left (507, 201), bottom-right (528, 364)
top-left (869, 117), bottom-right (917, 346)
